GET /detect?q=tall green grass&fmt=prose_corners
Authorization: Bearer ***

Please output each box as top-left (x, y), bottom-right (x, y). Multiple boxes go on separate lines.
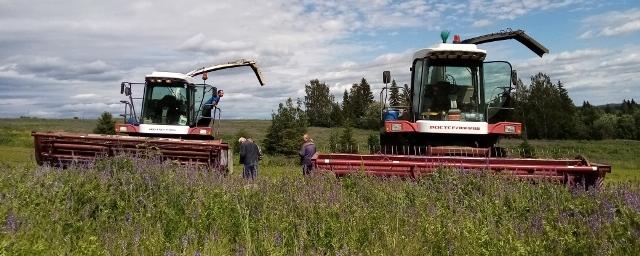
top-left (1, 156), bottom-right (639, 255)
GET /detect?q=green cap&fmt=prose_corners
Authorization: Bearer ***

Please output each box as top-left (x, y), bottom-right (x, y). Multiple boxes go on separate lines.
top-left (440, 30), bottom-right (450, 43)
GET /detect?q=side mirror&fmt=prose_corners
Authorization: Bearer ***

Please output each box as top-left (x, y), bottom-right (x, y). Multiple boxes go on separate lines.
top-left (125, 87), bottom-right (131, 96)
top-left (511, 70), bottom-right (518, 85)
top-left (120, 82), bottom-right (125, 94)
top-left (383, 71), bottom-right (391, 84)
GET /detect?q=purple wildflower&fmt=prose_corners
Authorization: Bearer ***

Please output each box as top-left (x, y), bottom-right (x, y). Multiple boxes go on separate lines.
top-left (274, 232), bottom-right (283, 247)
top-left (4, 211), bottom-right (19, 233)
top-left (623, 190), bottom-right (640, 213)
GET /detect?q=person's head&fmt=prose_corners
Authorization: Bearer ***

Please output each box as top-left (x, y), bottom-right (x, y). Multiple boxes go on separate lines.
top-left (238, 137), bottom-right (246, 143)
top-left (303, 134), bottom-right (310, 142)
top-left (217, 90), bottom-right (224, 97)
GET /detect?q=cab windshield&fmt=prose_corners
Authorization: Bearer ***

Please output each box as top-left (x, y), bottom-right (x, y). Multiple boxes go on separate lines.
top-left (142, 83), bottom-right (190, 125)
top-left (412, 59), bottom-right (482, 121)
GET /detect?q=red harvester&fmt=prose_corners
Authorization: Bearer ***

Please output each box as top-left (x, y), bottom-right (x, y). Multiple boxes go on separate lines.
top-left (313, 30), bottom-right (611, 188)
top-left (33, 59), bottom-right (265, 173)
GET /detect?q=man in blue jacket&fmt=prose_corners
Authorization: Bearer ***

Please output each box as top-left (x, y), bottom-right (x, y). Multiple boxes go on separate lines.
top-left (299, 134), bottom-right (316, 176)
top-left (197, 89), bottom-right (224, 126)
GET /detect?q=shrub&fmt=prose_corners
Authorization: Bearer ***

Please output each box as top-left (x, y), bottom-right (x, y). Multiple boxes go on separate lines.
top-left (367, 134), bottom-right (380, 154)
top-left (328, 129), bottom-right (340, 153)
top-left (93, 112), bottom-right (116, 134)
top-left (339, 122), bottom-right (357, 153)
top-left (518, 139), bottom-right (535, 158)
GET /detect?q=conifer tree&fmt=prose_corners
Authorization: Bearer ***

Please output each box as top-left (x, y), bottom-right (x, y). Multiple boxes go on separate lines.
top-left (349, 78), bottom-right (374, 119)
top-left (342, 89), bottom-right (353, 121)
top-left (93, 112), bottom-right (116, 135)
top-left (263, 98), bottom-right (307, 155)
top-left (399, 83), bottom-right (411, 108)
top-left (339, 122), bottom-right (357, 153)
top-left (388, 79), bottom-right (400, 107)
top-left (329, 102), bottom-right (343, 127)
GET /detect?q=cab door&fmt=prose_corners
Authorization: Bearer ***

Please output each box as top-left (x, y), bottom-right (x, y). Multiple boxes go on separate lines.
top-left (482, 61), bottom-right (513, 123)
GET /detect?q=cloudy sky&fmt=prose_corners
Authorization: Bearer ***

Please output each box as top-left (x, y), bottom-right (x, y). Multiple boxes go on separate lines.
top-left (0, 0), bottom-right (639, 119)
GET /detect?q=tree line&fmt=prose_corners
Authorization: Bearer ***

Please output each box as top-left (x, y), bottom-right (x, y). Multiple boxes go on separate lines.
top-left (262, 77), bottom-right (392, 155)
top-left (511, 73), bottom-right (640, 140)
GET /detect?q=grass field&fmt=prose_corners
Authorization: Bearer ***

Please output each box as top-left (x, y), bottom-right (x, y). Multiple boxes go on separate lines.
top-left (0, 118), bottom-right (639, 254)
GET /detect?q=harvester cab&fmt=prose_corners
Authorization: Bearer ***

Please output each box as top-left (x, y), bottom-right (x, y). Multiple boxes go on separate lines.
top-left (116, 59), bottom-right (265, 139)
top-left (380, 29), bottom-right (548, 155)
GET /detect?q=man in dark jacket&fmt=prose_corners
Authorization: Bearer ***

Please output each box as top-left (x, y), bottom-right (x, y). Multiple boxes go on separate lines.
top-left (239, 136), bottom-right (260, 180)
top-left (299, 134), bottom-right (316, 175)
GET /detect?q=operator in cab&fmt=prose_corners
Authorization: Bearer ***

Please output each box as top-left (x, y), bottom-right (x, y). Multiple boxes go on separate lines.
top-left (197, 89), bottom-right (224, 126)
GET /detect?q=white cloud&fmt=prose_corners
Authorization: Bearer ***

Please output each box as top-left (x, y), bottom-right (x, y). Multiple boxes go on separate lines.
top-left (514, 45), bottom-right (640, 104)
top-left (178, 34), bottom-right (255, 53)
top-left (579, 8), bottom-right (640, 38)
top-left (468, 0), bottom-right (582, 20)
top-left (600, 20), bottom-right (640, 36)
top-left (72, 94), bottom-right (98, 99)
top-left (2, 55), bottom-right (122, 82)
top-left (472, 19), bottom-right (492, 28)
top-left (0, 0), bottom-right (618, 119)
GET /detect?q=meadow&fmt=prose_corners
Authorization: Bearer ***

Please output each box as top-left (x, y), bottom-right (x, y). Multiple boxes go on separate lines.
top-left (0, 118), bottom-right (639, 254)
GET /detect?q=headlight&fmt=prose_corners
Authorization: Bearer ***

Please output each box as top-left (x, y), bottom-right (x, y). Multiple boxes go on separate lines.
top-left (391, 123), bottom-right (402, 131)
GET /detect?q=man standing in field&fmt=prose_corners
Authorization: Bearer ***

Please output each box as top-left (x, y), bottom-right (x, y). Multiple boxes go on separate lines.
top-left (299, 134), bottom-right (316, 176)
top-left (239, 137), bottom-right (260, 180)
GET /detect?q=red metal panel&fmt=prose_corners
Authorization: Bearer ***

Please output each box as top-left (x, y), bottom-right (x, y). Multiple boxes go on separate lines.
top-left (115, 124), bottom-right (139, 134)
top-left (488, 122), bottom-right (522, 135)
top-left (384, 120), bottom-right (418, 132)
top-left (188, 127), bottom-right (212, 135)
